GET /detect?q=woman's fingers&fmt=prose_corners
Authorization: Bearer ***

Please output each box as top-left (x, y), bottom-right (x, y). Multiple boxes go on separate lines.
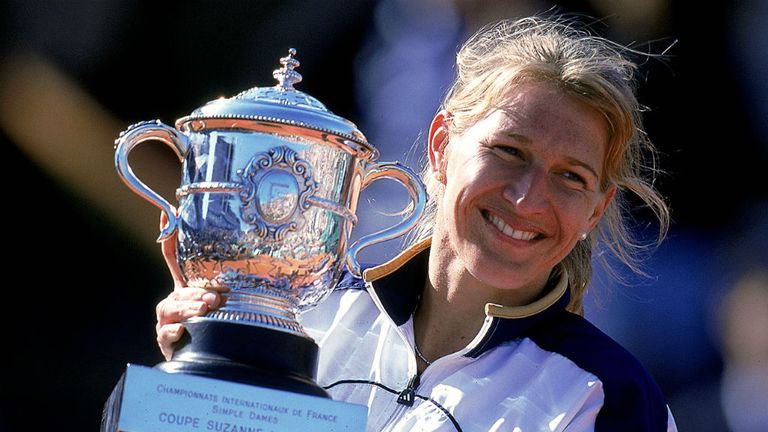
top-left (157, 323), bottom-right (185, 361)
top-left (154, 288), bottom-right (223, 360)
top-left (155, 288), bottom-right (221, 326)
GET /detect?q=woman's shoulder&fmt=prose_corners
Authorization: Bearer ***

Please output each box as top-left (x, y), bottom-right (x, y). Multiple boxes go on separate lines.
top-left (531, 311), bottom-right (649, 377)
top-left (528, 311), bottom-right (672, 429)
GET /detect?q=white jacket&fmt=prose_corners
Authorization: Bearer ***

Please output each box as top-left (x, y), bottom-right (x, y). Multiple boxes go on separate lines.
top-left (300, 239), bottom-right (678, 432)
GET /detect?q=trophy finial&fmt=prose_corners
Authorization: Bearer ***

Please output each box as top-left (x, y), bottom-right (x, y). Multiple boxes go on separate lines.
top-left (273, 48), bottom-right (302, 89)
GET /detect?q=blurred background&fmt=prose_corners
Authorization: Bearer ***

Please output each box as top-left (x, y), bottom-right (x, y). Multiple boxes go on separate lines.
top-left (1, 1), bottom-right (766, 431)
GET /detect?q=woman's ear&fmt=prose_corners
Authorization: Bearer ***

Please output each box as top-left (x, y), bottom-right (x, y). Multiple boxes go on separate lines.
top-left (428, 110), bottom-right (450, 183)
top-left (586, 184), bottom-right (617, 231)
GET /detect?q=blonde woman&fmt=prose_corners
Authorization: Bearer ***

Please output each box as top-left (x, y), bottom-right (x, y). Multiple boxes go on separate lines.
top-left (156, 15), bottom-right (677, 431)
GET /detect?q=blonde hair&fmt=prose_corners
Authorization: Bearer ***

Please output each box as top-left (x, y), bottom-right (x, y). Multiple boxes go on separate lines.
top-left (407, 15), bottom-right (670, 314)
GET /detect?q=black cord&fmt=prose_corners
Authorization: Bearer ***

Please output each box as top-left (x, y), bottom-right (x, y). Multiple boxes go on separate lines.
top-left (323, 379), bottom-right (464, 432)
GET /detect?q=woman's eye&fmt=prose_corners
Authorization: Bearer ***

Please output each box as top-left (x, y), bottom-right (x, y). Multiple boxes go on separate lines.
top-left (561, 171), bottom-right (586, 184)
top-left (495, 145), bottom-right (522, 157)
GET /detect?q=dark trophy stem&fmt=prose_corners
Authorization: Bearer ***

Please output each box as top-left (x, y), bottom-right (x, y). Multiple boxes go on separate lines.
top-left (155, 319), bottom-right (329, 398)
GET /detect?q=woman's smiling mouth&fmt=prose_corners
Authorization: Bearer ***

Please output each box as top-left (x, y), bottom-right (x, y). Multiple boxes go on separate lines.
top-left (483, 210), bottom-right (541, 241)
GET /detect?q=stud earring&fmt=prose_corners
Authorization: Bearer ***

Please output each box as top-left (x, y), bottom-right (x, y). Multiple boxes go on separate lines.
top-left (579, 232), bottom-right (588, 241)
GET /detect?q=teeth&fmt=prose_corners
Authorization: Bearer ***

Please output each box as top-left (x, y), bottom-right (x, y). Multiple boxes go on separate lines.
top-left (487, 212), bottom-right (538, 241)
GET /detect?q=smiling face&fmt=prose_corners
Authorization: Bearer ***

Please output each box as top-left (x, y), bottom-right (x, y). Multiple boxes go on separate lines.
top-left (429, 80), bottom-right (616, 302)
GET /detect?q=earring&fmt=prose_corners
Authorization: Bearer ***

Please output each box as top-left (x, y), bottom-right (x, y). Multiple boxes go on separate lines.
top-left (435, 171), bottom-right (445, 182)
top-left (579, 232), bottom-right (588, 241)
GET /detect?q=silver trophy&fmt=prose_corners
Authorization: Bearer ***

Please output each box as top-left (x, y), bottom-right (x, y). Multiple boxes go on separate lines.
top-left (113, 49), bottom-right (426, 397)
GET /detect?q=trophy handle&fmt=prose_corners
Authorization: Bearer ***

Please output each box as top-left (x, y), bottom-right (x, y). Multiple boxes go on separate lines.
top-left (345, 161), bottom-right (427, 276)
top-left (114, 120), bottom-right (189, 241)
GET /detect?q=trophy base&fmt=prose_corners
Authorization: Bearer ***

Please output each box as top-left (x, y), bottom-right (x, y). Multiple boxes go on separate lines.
top-left (101, 321), bottom-right (371, 432)
top-left (156, 319), bottom-right (328, 397)
top-left (101, 364), bottom-right (368, 432)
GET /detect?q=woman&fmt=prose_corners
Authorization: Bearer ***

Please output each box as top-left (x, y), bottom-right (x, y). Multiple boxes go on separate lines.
top-left (156, 16), bottom-right (677, 431)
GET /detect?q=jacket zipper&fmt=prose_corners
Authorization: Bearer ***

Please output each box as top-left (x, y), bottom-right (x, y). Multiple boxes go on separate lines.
top-left (396, 373), bottom-right (421, 406)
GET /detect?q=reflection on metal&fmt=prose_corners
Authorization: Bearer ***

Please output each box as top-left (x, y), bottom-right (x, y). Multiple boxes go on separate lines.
top-left (238, 145), bottom-right (318, 241)
top-left (114, 49), bottom-right (427, 338)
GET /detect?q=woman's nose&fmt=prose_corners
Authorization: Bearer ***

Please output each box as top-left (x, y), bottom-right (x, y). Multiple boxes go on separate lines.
top-left (502, 169), bottom-right (548, 213)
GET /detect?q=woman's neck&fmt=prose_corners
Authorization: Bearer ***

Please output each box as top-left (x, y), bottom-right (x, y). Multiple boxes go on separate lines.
top-left (411, 235), bottom-right (491, 370)
top-left (412, 231), bottom-right (552, 371)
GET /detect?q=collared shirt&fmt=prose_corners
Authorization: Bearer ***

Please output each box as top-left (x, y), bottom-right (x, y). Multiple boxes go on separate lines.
top-left (300, 239), bottom-right (677, 431)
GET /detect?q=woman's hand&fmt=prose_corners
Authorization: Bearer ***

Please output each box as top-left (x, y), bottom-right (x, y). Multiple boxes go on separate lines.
top-left (155, 287), bottom-right (220, 361)
top-left (154, 210), bottom-right (223, 360)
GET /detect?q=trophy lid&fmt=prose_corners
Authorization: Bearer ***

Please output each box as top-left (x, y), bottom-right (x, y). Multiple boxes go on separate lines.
top-left (176, 48), bottom-right (372, 151)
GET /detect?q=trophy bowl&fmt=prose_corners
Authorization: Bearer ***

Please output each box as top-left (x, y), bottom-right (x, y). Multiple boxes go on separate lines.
top-left (113, 49), bottom-right (426, 396)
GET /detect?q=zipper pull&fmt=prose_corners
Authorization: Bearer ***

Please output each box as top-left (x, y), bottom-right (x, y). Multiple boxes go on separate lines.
top-left (397, 374), bottom-right (421, 406)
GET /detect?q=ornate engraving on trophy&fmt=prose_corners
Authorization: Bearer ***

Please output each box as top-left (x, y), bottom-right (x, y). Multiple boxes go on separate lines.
top-left (238, 145), bottom-right (318, 241)
top-left (257, 170), bottom-right (299, 222)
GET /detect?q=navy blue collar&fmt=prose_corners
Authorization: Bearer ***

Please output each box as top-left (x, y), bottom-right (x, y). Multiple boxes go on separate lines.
top-left (360, 245), bottom-right (572, 357)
